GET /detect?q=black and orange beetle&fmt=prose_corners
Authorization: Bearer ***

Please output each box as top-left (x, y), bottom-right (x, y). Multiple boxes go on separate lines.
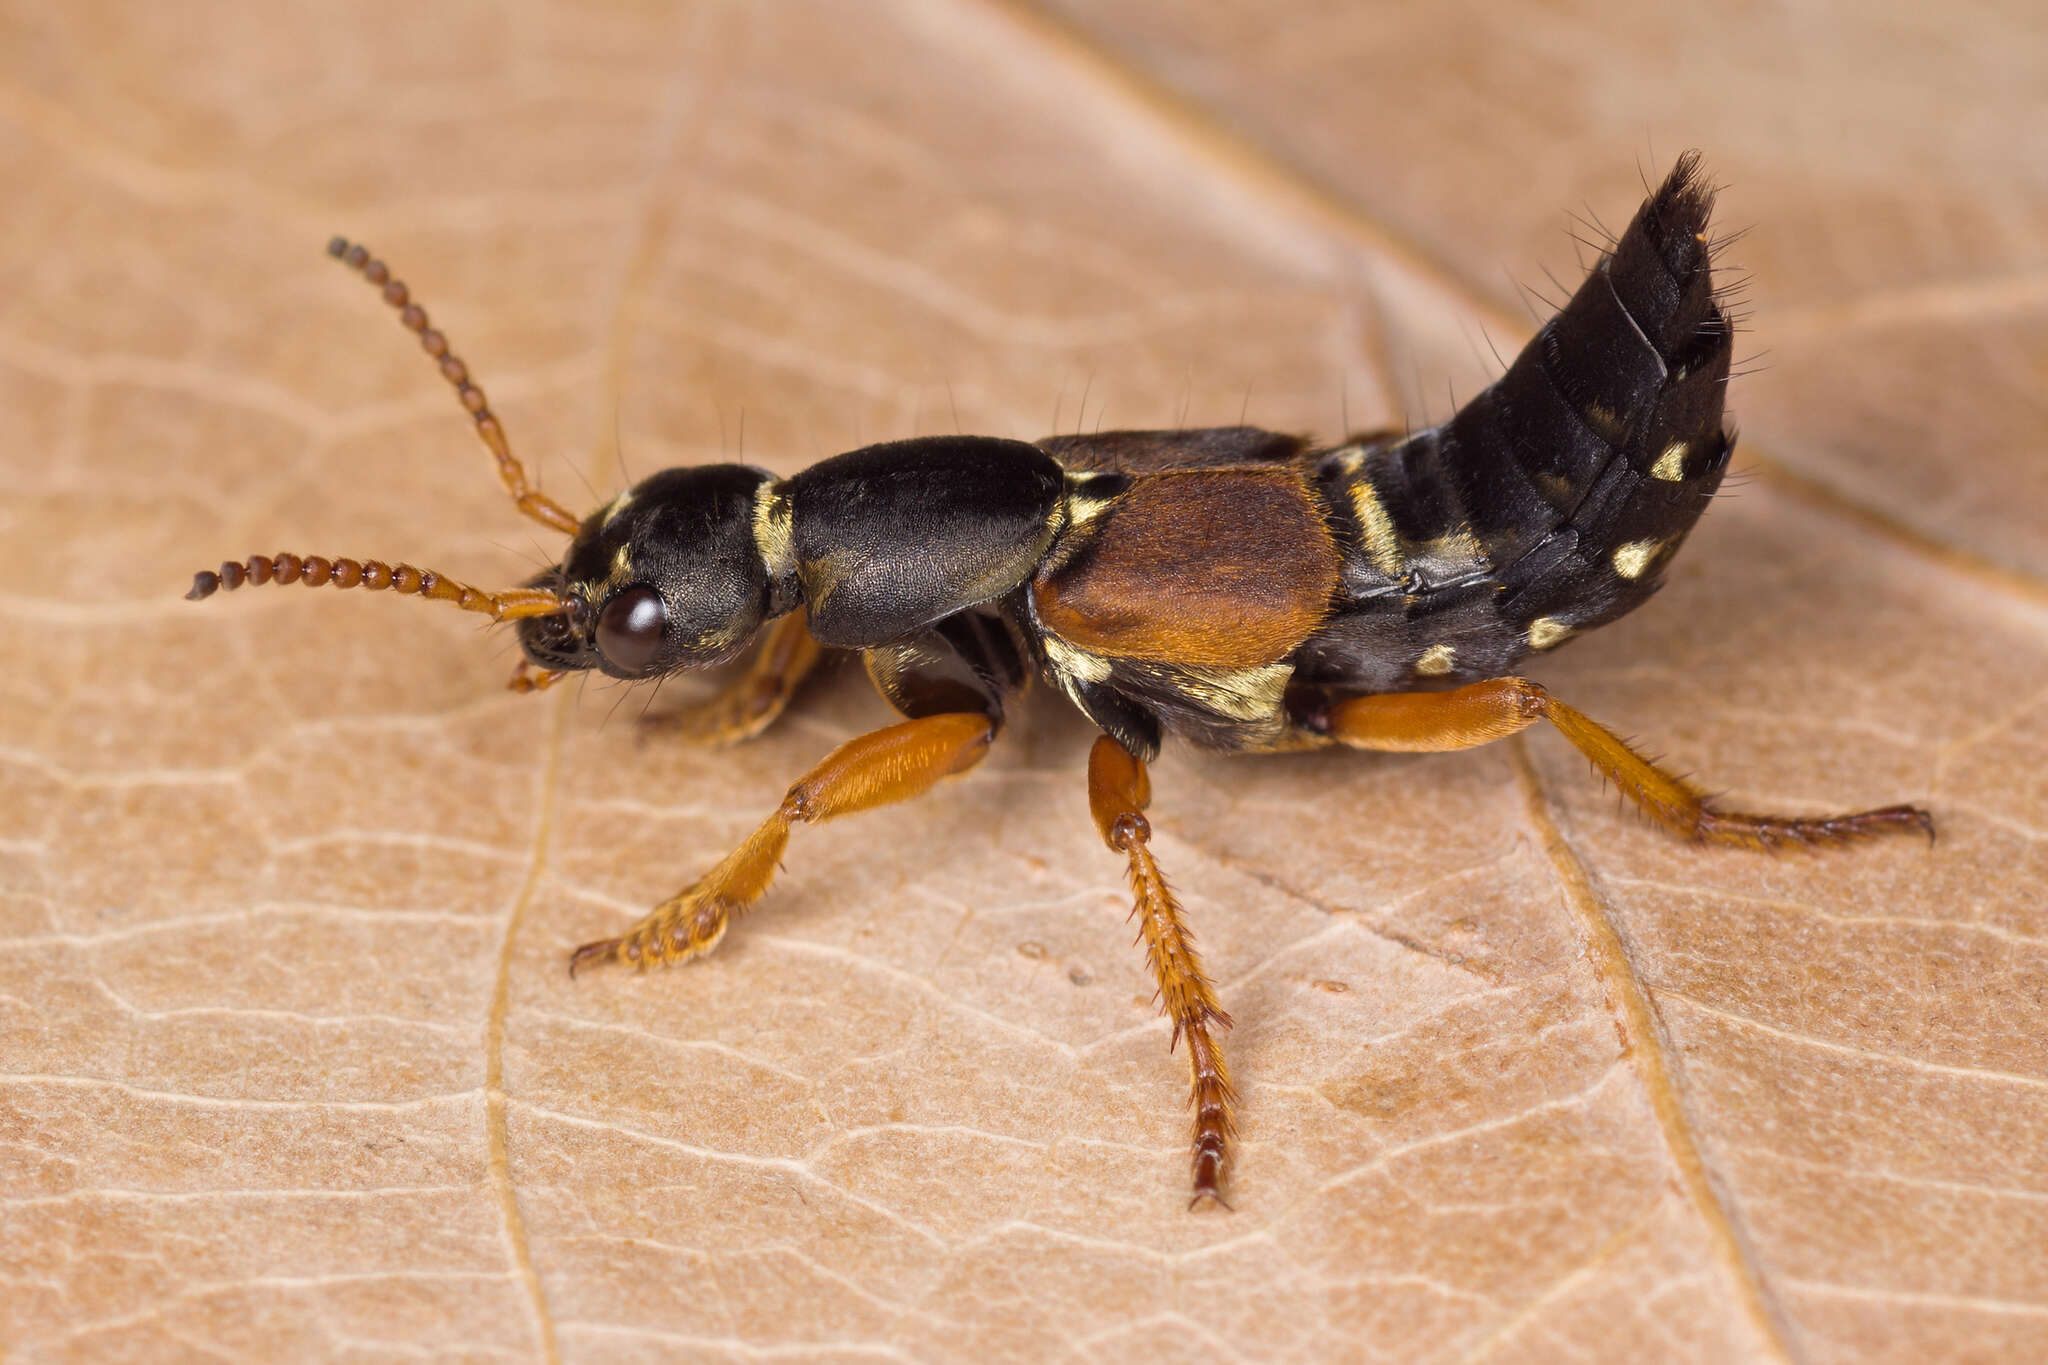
top-left (187, 154), bottom-right (1931, 1207)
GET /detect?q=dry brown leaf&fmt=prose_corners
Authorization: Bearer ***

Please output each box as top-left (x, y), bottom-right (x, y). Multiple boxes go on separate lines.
top-left (3, 3), bottom-right (2044, 1362)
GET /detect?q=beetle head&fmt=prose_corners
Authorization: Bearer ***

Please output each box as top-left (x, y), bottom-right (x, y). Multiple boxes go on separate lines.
top-left (516, 464), bottom-right (781, 680)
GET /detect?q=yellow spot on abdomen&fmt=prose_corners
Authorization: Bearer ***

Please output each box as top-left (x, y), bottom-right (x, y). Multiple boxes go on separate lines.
top-left (1612, 539), bottom-right (1663, 579)
top-left (1652, 442), bottom-right (1687, 481)
top-left (1414, 643), bottom-right (1456, 676)
top-left (1584, 402), bottom-right (1624, 443)
top-left (1527, 617), bottom-right (1573, 650)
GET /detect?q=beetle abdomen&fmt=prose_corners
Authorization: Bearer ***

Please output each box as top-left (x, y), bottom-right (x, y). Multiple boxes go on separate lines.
top-left (1302, 153), bottom-right (1734, 690)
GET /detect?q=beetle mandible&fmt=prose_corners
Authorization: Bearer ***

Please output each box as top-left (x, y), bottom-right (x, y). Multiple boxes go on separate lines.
top-left (187, 154), bottom-right (1932, 1207)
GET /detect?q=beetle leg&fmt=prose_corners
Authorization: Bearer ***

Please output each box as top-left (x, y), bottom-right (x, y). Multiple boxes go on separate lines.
top-left (570, 711), bottom-right (993, 975)
top-left (1316, 677), bottom-right (1934, 849)
top-left (508, 659), bottom-right (567, 693)
top-left (650, 611), bottom-right (826, 746)
top-left (1087, 735), bottom-right (1236, 1209)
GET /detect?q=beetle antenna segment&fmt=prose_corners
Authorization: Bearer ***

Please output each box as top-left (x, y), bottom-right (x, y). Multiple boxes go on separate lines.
top-left (185, 552), bottom-right (569, 622)
top-left (325, 238), bottom-right (583, 536)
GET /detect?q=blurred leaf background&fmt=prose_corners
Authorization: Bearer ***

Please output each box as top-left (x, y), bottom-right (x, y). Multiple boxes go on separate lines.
top-left (1, 2), bottom-right (2044, 1361)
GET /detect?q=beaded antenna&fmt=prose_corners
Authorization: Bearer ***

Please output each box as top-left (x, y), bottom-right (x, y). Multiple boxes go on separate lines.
top-left (184, 238), bottom-right (578, 628)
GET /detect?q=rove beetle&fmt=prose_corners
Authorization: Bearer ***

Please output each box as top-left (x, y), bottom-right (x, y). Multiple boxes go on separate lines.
top-left (187, 154), bottom-right (1932, 1208)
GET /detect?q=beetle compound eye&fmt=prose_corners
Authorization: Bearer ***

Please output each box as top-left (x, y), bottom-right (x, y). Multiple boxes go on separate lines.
top-left (595, 585), bottom-right (667, 674)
